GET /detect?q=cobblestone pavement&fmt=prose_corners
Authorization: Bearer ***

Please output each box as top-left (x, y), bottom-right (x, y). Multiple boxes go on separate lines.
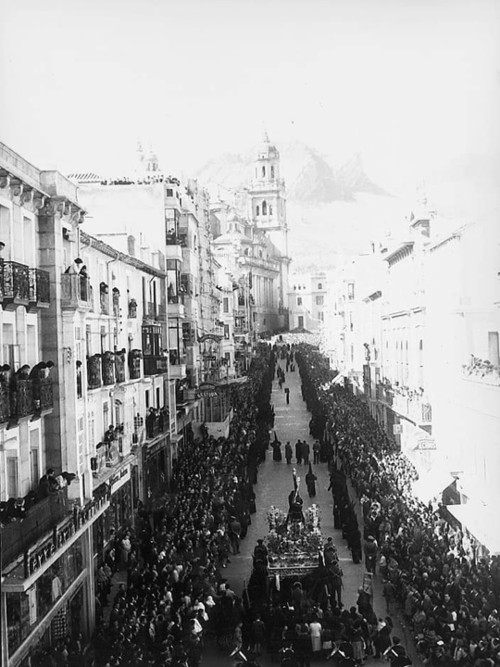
top-left (204, 360), bottom-right (419, 666)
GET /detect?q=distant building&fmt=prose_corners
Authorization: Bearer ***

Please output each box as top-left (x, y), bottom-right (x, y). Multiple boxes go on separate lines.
top-left (210, 133), bottom-right (290, 342)
top-left (288, 271), bottom-right (327, 332)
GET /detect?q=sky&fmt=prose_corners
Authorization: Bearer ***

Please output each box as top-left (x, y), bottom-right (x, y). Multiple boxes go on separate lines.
top-left (1, 0), bottom-right (499, 189)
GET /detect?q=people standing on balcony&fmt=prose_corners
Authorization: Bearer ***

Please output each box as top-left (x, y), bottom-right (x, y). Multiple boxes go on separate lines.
top-left (37, 468), bottom-right (60, 499)
top-left (64, 257), bottom-right (83, 274)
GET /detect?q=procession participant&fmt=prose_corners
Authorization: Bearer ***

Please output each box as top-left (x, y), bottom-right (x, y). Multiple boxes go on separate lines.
top-left (305, 464), bottom-right (317, 498)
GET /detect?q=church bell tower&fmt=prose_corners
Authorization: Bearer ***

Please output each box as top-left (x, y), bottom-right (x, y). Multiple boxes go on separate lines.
top-left (249, 132), bottom-right (288, 258)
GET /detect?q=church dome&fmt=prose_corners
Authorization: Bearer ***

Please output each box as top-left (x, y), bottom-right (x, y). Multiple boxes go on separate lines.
top-left (257, 131), bottom-right (279, 158)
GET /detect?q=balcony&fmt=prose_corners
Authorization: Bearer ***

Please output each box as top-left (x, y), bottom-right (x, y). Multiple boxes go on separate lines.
top-left (28, 268), bottom-right (50, 310)
top-left (128, 299), bottom-right (137, 318)
top-left (115, 351), bottom-right (126, 382)
top-left (99, 283), bottom-right (109, 315)
top-left (128, 349), bottom-right (142, 379)
top-left (61, 273), bottom-right (91, 310)
top-left (145, 406), bottom-right (169, 439)
top-left (462, 356), bottom-right (500, 387)
top-left (167, 294), bottom-right (185, 318)
top-left (102, 351), bottom-right (115, 385)
top-left (167, 349), bottom-right (186, 379)
top-left (87, 354), bottom-right (102, 390)
top-left (376, 382), bottom-right (394, 407)
top-left (165, 243), bottom-right (183, 262)
top-left (112, 288), bottom-right (120, 317)
top-left (1, 261), bottom-right (30, 309)
top-left (0, 375), bottom-right (10, 423)
top-left (143, 354), bottom-right (168, 375)
top-left (391, 388), bottom-right (432, 425)
top-left (143, 301), bottom-right (160, 322)
top-left (1, 487), bottom-right (70, 568)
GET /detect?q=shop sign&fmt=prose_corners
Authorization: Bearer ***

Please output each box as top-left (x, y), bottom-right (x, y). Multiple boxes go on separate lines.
top-left (109, 465), bottom-right (130, 494)
top-left (24, 489), bottom-right (110, 578)
top-left (414, 437), bottom-right (436, 450)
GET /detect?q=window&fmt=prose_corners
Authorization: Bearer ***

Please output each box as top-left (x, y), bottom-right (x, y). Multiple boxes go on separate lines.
top-left (256, 205), bottom-right (260, 216)
top-left (271, 165), bottom-right (275, 179)
top-left (269, 204), bottom-right (273, 215)
top-left (298, 316), bottom-right (304, 328)
top-left (297, 297), bottom-right (302, 306)
top-left (166, 188), bottom-right (173, 197)
top-left (7, 457), bottom-right (18, 497)
top-left (318, 312), bottom-right (324, 321)
top-left (223, 297), bottom-right (229, 313)
top-left (318, 283), bottom-right (323, 290)
top-left (315, 296), bottom-right (324, 305)
top-left (262, 201), bottom-right (267, 215)
top-left (488, 331), bottom-right (499, 365)
top-left (262, 166), bottom-right (266, 177)
top-left (30, 448), bottom-right (39, 489)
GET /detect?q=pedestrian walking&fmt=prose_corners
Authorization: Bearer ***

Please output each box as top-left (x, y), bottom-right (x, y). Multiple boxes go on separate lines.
top-left (313, 440), bottom-right (321, 464)
top-left (285, 441), bottom-right (293, 464)
top-left (284, 387), bottom-right (290, 404)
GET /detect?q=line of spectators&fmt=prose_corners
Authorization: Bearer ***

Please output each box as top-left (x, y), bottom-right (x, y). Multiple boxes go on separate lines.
top-left (296, 343), bottom-right (500, 667)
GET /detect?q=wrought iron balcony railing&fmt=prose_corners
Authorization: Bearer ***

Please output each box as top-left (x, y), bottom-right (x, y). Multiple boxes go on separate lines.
top-left (87, 354), bottom-right (102, 390)
top-left (128, 349), bottom-right (142, 379)
top-left (1, 487), bottom-right (70, 568)
top-left (102, 351), bottom-right (115, 385)
top-left (28, 268), bottom-right (50, 308)
top-left (145, 406), bottom-right (169, 439)
top-left (143, 355), bottom-right (169, 375)
top-left (2, 261), bottom-right (30, 307)
top-left (0, 375), bottom-right (10, 423)
top-left (115, 351), bottom-right (126, 382)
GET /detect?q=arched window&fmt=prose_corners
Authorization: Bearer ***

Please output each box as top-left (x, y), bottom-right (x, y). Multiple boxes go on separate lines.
top-left (262, 166), bottom-right (266, 177)
top-left (262, 201), bottom-right (267, 215)
top-left (269, 204), bottom-right (273, 215)
top-left (256, 205), bottom-right (260, 216)
top-left (318, 283), bottom-right (323, 290)
top-left (259, 250), bottom-right (263, 258)
top-left (271, 165), bottom-right (275, 179)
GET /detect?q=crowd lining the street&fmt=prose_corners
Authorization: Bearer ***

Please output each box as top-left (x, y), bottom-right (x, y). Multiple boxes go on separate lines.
top-left (34, 341), bottom-right (500, 666)
top-left (296, 343), bottom-right (500, 667)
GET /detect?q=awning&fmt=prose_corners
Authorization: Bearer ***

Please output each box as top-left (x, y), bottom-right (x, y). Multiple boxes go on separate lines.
top-left (446, 502), bottom-right (500, 556)
top-left (411, 468), bottom-right (455, 503)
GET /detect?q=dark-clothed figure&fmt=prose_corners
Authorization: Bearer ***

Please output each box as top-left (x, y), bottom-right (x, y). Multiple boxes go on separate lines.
top-left (305, 464), bottom-right (317, 498)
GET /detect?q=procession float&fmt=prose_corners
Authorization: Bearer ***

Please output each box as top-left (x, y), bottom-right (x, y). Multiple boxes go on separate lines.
top-left (247, 469), bottom-right (339, 606)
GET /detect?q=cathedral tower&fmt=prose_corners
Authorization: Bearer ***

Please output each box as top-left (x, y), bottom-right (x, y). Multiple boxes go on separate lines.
top-left (249, 132), bottom-right (288, 258)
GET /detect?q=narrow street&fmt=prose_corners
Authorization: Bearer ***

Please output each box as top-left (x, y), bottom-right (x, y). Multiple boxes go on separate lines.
top-left (205, 358), bottom-right (420, 666)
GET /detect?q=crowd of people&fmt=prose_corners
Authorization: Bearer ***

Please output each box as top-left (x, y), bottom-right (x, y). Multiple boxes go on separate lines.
top-left (295, 344), bottom-right (500, 667)
top-left (88, 344), bottom-right (275, 666)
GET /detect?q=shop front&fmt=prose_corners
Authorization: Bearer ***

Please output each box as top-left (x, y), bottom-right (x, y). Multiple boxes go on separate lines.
top-left (143, 435), bottom-right (170, 506)
top-left (2, 494), bottom-right (109, 667)
top-left (92, 462), bottom-right (135, 562)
